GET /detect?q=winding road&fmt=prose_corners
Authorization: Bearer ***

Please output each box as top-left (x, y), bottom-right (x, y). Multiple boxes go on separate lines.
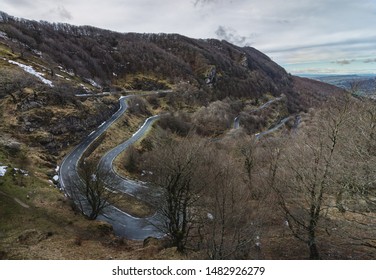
top-left (59, 93), bottom-right (299, 239)
top-left (98, 116), bottom-right (160, 199)
top-left (233, 96), bottom-right (300, 138)
top-left (59, 95), bottom-right (162, 240)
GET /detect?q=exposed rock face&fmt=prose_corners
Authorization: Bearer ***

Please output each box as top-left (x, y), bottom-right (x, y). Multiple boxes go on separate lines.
top-left (205, 66), bottom-right (217, 85)
top-left (0, 137), bottom-right (21, 154)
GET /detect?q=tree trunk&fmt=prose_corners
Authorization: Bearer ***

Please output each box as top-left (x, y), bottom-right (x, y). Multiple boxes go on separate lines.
top-left (176, 231), bottom-right (185, 253)
top-left (308, 224), bottom-right (320, 259)
top-left (309, 241), bottom-right (320, 259)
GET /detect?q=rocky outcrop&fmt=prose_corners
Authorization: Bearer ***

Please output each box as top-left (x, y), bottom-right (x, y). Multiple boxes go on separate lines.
top-left (205, 66), bottom-right (217, 85)
top-left (0, 137), bottom-right (21, 155)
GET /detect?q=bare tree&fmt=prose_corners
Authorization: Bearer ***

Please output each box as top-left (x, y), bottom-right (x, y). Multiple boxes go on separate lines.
top-left (146, 137), bottom-right (205, 252)
top-left (334, 101), bottom-right (376, 253)
top-left (272, 101), bottom-right (350, 259)
top-left (198, 150), bottom-right (256, 259)
top-left (239, 135), bottom-right (266, 198)
top-left (0, 68), bottom-right (33, 102)
top-left (69, 159), bottom-right (116, 220)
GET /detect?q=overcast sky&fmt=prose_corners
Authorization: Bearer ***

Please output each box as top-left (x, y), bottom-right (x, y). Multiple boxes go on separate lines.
top-left (1, 0), bottom-right (376, 75)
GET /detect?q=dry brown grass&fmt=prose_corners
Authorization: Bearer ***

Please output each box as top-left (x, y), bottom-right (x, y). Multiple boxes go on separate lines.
top-left (109, 192), bottom-right (155, 218)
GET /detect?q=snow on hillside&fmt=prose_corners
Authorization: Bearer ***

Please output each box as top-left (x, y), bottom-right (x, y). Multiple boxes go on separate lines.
top-left (87, 78), bottom-right (101, 88)
top-left (0, 166), bottom-right (7, 177)
top-left (8, 60), bottom-right (54, 87)
top-left (0, 31), bottom-right (8, 39)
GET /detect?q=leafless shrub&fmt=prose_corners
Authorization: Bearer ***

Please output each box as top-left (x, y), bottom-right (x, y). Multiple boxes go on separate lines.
top-left (127, 96), bottom-right (150, 116)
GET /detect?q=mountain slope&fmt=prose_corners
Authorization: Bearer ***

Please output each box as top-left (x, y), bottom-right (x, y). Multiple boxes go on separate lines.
top-left (0, 10), bottom-right (344, 113)
top-left (0, 10), bottom-right (349, 177)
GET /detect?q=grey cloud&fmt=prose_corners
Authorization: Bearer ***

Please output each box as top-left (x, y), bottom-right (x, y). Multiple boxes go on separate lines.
top-left (266, 36), bottom-right (376, 54)
top-left (193, 0), bottom-right (218, 7)
top-left (57, 6), bottom-right (72, 20)
top-left (46, 5), bottom-right (73, 21)
top-left (215, 25), bottom-right (247, 46)
top-left (364, 58), bottom-right (376, 63)
top-left (2, 0), bottom-right (34, 6)
top-left (333, 59), bottom-right (352, 65)
top-left (277, 19), bottom-right (291, 24)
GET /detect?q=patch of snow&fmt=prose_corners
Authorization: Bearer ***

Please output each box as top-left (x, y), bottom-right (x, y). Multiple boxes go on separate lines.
top-left (58, 66), bottom-right (74, 76)
top-left (79, 83), bottom-right (90, 92)
top-left (14, 168), bottom-right (29, 176)
top-left (91, 174), bottom-right (97, 182)
top-left (98, 122), bottom-right (106, 128)
top-left (207, 213), bottom-right (214, 220)
top-left (55, 74), bottom-right (64, 78)
top-left (0, 166), bottom-right (7, 177)
top-left (76, 92), bottom-right (108, 97)
top-left (32, 49), bottom-right (42, 57)
top-left (0, 31), bottom-right (8, 39)
top-left (255, 235), bottom-right (261, 247)
top-left (55, 166), bottom-right (60, 173)
top-left (132, 117), bottom-right (153, 137)
top-left (87, 79), bottom-right (101, 88)
top-left (75, 93), bottom-right (90, 97)
top-left (8, 60), bottom-right (53, 87)
top-left (53, 175), bottom-right (59, 181)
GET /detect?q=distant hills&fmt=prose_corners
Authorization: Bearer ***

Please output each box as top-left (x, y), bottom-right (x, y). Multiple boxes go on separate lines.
top-left (301, 74), bottom-right (376, 97)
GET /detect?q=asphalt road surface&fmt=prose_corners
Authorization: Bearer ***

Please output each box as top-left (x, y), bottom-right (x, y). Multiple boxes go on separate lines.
top-left (59, 95), bottom-right (163, 240)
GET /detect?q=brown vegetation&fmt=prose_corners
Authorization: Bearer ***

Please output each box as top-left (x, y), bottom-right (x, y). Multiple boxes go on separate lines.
top-left (129, 95), bottom-right (376, 259)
